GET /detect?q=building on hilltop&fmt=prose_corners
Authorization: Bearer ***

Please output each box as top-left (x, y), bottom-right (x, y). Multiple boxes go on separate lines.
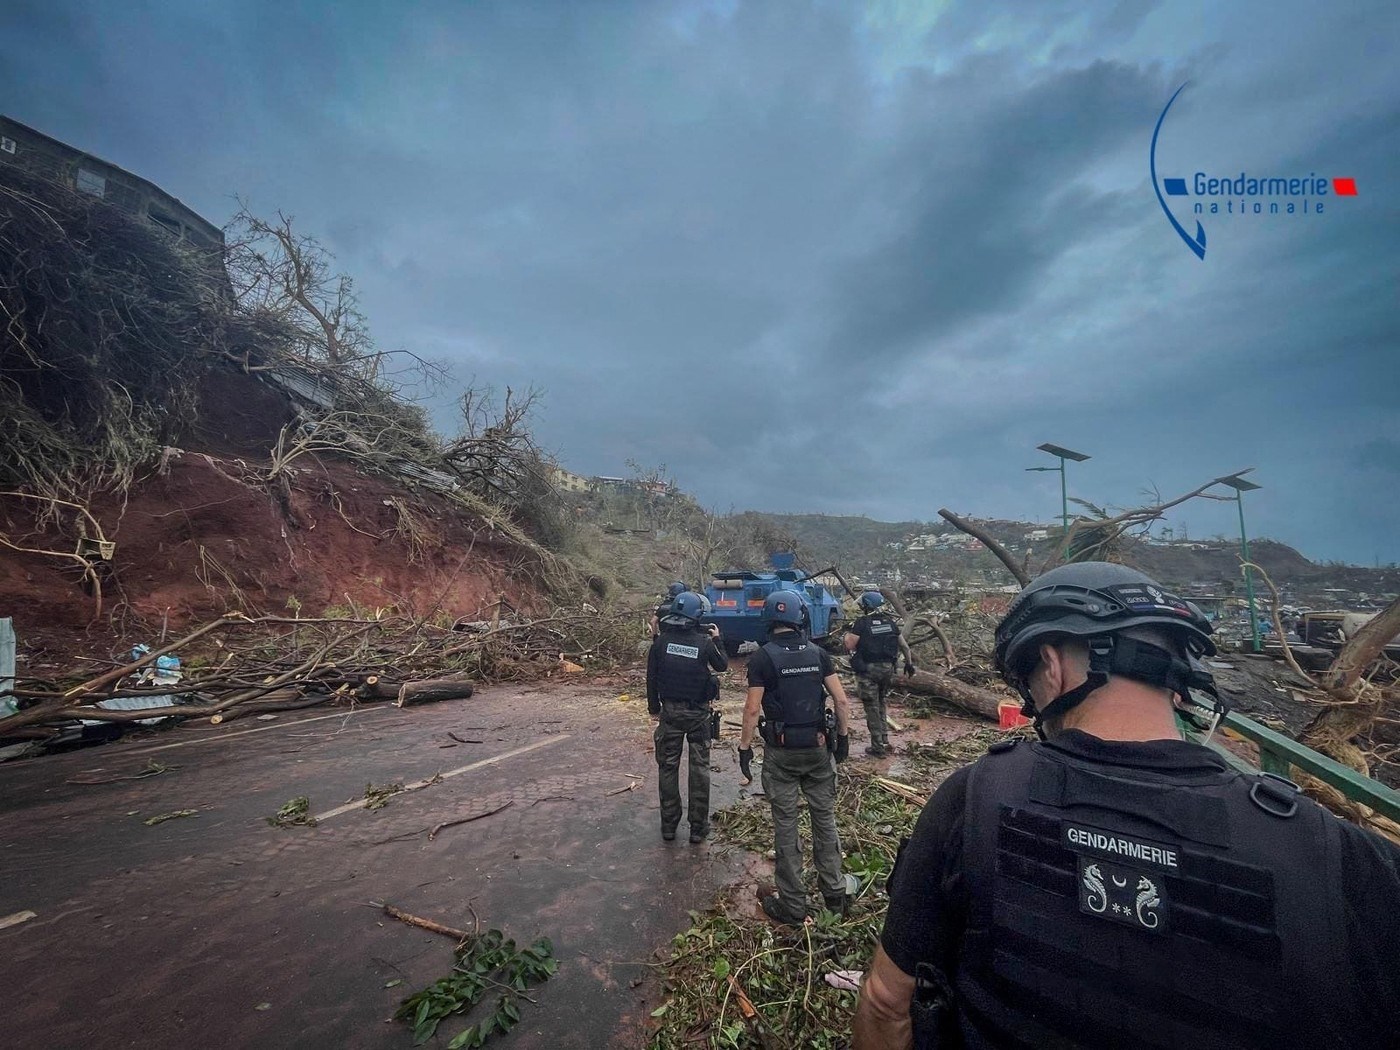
top-left (0, 115), bottom-right (223, 251)
top-left (550, 466), bottom-right (591, 494)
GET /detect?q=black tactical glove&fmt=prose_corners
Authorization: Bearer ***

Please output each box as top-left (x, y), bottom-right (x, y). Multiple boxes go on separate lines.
top-left (834, 734), bottom-right (850, 764)
top-left (904, 660), bottom-right (916, 676)
top-left (738, 747), bottom-right (754, 784)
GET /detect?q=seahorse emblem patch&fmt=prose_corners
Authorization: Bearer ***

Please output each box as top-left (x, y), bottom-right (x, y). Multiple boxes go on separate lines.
top-left (1077, 856), bottom-right (1169, 934)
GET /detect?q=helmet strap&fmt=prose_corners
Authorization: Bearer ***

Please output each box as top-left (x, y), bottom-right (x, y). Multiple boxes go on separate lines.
top-left (1021, 633), bottom-right (1228, 741)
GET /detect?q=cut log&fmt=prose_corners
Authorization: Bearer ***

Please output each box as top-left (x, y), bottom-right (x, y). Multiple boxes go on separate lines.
top-left (357, 677), bottom-right (403, 702)
top-left (394, 677), bottom-right (475, 708)
top-left (898, 668), bottom-right (1005, 722)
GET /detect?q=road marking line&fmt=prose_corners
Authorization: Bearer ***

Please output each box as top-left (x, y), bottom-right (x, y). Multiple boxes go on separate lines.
top-left (0, 910), bottom-right (37, 930)
top-left (313, 734), bottom-right (571, 823)
top-left (110, 707), bottom-right (395, 757)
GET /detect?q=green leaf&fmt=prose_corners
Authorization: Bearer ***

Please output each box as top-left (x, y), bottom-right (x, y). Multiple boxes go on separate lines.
top-left (713, 958), bottom-right (730, 979)
top-left (384, 979), bottom-right (403, 989)
top-left (650, 1003), bottom-right (669, 1018)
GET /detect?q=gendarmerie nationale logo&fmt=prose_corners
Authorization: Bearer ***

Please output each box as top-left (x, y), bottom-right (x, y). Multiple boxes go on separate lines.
top-left (1150, 83), bottom-right (1358, 260)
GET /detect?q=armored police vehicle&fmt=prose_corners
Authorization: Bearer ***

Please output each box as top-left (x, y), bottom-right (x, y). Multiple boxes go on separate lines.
top-left (703, 553), bottom-right (845, 656)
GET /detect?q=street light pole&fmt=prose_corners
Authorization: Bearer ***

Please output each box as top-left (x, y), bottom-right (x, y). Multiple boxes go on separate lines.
top-left (1028, 444), bottom-right (1091, 536)
top-left (1217, 471), bottom-right (1263, 654)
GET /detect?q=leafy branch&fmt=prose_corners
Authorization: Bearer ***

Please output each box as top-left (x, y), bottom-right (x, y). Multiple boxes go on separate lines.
top-left (395, 929), bottom-right (558, 1048)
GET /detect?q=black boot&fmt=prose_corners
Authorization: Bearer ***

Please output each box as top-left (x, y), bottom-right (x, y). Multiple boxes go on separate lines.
top-left (761, 894), bottom-right (808, 926)
top-left (662, 825), bottom-right (677, 842)
top-left (822, 893), bottom-right (850, 917)
top-left (689, 825), bottom-right (709, 844)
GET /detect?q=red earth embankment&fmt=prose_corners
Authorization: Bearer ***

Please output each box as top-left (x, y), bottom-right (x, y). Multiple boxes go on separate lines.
top-left (0, 448), bottom-right (544, 657)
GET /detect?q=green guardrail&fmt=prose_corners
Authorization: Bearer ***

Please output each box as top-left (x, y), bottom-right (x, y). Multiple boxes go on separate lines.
top-left (1206, 711), bottom-right (1400, 826)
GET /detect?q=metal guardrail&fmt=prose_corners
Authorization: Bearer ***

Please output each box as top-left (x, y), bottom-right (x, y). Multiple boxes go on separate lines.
top-left (1210, 711), bottom-right (1400, 825)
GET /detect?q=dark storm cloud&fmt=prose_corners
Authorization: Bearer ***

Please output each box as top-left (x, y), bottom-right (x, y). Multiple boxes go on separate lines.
top-left (1, 0), bottom-right (1396, 562)
top-left (820, 58), bottom-right (1166, 366)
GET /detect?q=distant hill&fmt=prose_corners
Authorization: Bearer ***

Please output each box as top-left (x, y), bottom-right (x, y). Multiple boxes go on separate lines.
top-left (761, 513), bottom-right (1399, 609)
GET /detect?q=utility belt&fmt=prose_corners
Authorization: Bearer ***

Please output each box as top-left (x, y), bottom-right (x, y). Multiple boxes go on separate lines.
top-left (758, 710), bottom-right (836, 751)
top-left (660, 700), bottom-right (722, 741)
top-left (850, 653), bottom-right (896, 675)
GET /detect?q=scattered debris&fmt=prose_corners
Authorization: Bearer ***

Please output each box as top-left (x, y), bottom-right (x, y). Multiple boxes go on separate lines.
top-left (66, 760), bottom-right (177, 786)
top-left (362, 782), bottom-right (405, 811)
top-left (871, 776), bottom-right (929, 807)
top-left (428, 800), bottom-right (514, 841)
top-left (377, 902), bottom-right (470, 943)
top-left (0, 610), bottom-right (637, 739)
top-left (448, 732), bottom-right (484, 744)
top-left (394, 928), bottom-right (558, 1048)
top-left (651, 721), bottom-right (1003, 1046)
top-left (824, 970), bottom-right (863, 991)
top-left (0, 910), bottom-right (37, 931)
top-left (267, 796), bottom-right (317, 828)
top-left (142, 809), bottom-right (199, 826)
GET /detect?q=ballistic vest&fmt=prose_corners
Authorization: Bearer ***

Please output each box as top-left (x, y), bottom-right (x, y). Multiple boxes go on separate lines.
top-left (949, 739), bottom-right (1356, 1049)
top-left (653, 627), bottom-right (712, 706)
top-left (760, 638), bottom-right (825, 744)
top-left (857, 613), bottom-right (901, 662)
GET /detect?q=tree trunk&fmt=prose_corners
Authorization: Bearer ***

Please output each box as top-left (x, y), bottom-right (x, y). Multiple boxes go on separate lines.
top-left (899, 668), bottom-right (1005, 722)
top-left (395, 678), bottom-right (475, 708)
top-left (1301, 594), bottom-right (1400, 774)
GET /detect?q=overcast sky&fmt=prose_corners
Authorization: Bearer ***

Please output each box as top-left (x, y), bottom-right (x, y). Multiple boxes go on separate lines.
top-left (3, 1), bottom-right (1397, 563)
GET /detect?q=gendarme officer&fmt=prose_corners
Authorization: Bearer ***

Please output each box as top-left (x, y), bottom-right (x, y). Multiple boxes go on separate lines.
top-left (740, 589), bottom-right (853, 924)
top-left (843, 590), bottom-right (915, 756)
top-left (852, 561), bottom-right (1400, 1049)
top-left (647, 591), bottom-right (727, 843)
top-left (649, 581), bottom-right (689, 638)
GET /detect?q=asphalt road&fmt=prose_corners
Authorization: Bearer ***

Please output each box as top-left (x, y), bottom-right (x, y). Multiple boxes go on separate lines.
top-left (0, 679), bottom-right (747, 1049)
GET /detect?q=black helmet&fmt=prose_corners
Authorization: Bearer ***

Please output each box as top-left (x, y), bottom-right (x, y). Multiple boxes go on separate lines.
top-left (993, 562), bottom-right (1223, 735)
top-left (763, 589), bottom-right (806, 628)
top-left (666, 581), bottom-right (687, 598)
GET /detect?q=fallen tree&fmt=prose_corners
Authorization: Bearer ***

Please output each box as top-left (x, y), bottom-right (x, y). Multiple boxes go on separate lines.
top-left (899, 668), bottom-right (1006, 722)
top-left (0, 607), bottom-right (634, 738)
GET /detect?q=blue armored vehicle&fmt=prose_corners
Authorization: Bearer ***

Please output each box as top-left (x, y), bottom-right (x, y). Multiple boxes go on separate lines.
top-left (703, 553), bottom-right (846, 656)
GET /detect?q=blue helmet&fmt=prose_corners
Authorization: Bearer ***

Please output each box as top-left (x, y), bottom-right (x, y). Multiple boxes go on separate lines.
top-left (764, 589), bottom-right (806, 627)
top-left (670, 591), bottom-right (706, 622)
top-left (859, 590), bottom-right (886, 612)
top-left (666, 581), bottom-right (687, 598)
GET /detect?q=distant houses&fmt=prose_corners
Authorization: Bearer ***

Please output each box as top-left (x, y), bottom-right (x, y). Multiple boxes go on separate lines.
top-left (549, 466), bottom-right (673, 498)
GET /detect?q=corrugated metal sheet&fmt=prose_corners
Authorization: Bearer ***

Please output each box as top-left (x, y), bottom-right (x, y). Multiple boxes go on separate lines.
top-left (263, 364), bottom-right (336, 409)
top-left (83, 689), bottom-right (186, 726)
top-left (390, 460), bottom-right (461, 493)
